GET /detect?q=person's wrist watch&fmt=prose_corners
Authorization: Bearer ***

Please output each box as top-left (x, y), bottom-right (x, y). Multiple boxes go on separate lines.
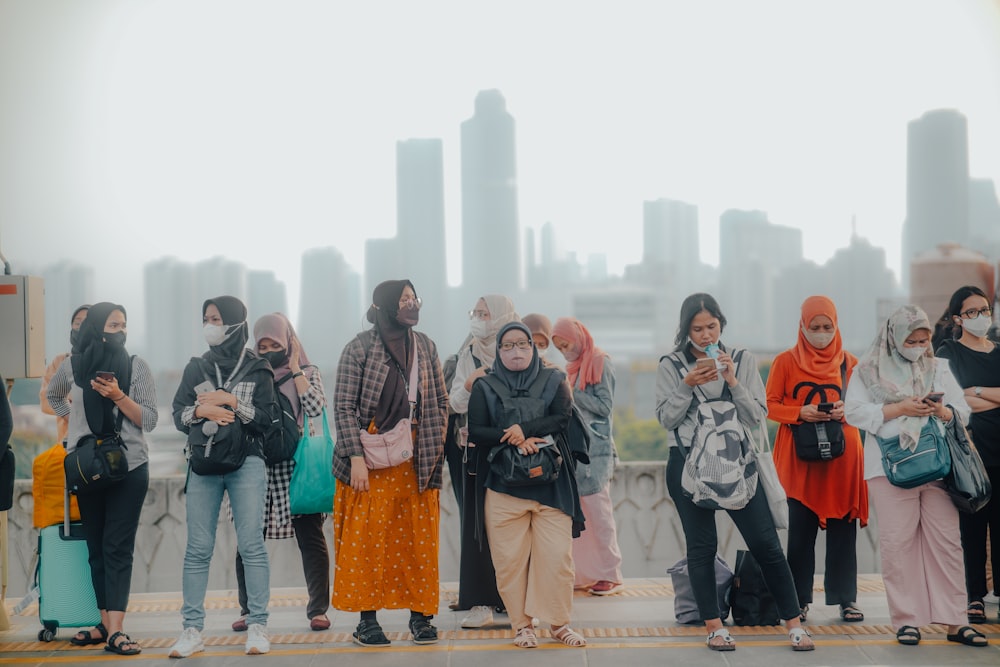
top-left (974, 386), bottom-right (983, 397)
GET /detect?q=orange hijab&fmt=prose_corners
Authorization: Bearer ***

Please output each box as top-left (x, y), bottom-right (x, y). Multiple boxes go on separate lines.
top-left (789, 295), bottom-right (845, 378)
top-left (551, 316), bottom-right (607, 391)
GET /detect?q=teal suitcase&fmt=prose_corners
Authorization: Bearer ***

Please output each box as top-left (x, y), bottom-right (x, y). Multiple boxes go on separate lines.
top-left (35, 491), bottom-right (101, 642)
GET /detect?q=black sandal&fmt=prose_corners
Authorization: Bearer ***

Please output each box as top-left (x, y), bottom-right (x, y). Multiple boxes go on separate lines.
top-left (840, 603), bottom-right (864, 622)
top-left (896, 625), bottom-right (920, 645)
top-left (104, 631), bottom-right (141, 655)
top-left (353, 619), bottom-right (390, 647)
top-left (967, 600), bottom-right (987, 624)
top-left (409, 615), bottom-right (439, 645)
top-left (947, 625), bottom-right (989, 647)
top-left (69, 623), bottom-right (108, 646)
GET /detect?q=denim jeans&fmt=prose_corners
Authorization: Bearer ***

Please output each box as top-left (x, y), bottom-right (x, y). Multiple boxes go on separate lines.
top-left (182, 455), bottom-right (269, 629)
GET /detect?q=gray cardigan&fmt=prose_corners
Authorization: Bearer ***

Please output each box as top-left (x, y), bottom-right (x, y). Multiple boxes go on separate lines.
top-left (573, 361), bottom-right (618, 496)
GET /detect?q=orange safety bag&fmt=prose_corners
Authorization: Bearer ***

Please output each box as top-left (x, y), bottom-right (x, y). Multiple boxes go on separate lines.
top-left (32, 443), bottom-right (81, 528)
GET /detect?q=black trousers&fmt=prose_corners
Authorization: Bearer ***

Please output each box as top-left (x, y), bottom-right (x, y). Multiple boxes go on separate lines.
top-left (77, 463), bottom-right (149, 612)
top-left (785, 498), bottom-right (858, 606)
top-left (236, 513), bottom-right (331, 619)
top-left (444, 415), bottom-right (465, 518)
top-left (960, 464), bottom-right (1000, 600)
top-left (666, 447), bottom-right (800, 621)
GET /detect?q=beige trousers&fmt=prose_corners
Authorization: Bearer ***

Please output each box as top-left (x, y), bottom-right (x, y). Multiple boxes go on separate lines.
top-left (484, 489), bottom-right (575, 630)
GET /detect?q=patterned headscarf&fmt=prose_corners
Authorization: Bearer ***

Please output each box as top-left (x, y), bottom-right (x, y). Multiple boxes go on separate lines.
top-left (855, 304), bottom-right (936, 450)
top-left (470, 294), bottom-right (520, 367)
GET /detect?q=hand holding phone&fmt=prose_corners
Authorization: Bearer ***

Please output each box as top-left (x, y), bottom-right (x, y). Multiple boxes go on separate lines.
top-left (96, 371), bottom-right (116, 382)
top-left (817, 402), bottom-right (834, 413)
top-left (695, 358), bottom-right (717, 371)
top-left (923, 392), bottom-right (944, 404)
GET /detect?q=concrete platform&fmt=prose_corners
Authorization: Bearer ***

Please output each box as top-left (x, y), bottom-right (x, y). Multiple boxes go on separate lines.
top-left (1, 576), bottom-right (999, 665)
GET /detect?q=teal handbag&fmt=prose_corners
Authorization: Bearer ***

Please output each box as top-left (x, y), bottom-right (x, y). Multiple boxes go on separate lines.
top-left (876, 417), bottom-right (952, 489)
top-left (289, 409), bottom-right (336, 515)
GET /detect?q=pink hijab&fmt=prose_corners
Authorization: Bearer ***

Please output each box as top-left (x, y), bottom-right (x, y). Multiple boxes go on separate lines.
top-left (552, 317), bottom-right (607, 391)
top-left (253, 313), bottom-right (313, 424)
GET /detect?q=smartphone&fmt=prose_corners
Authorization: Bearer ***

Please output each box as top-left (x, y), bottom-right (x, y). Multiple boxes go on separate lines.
top-left (923, 392), bottom-right (944, 404)
top-left (817, 402), bottom-right (834, 413)
top-left (193, 380), bottom-right (215, 395)
top-left (95, 371), bottom-right (116, 381)
top-left (695, 358), bottom-right (718, 372)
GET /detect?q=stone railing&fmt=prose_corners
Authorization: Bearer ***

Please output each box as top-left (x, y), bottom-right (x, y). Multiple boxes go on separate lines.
top-left (2, 463), bottom-right (881, 597)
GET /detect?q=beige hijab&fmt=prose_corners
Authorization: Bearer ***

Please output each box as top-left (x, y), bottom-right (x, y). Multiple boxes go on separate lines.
top-left (469, 294), bottom-right (520, 366)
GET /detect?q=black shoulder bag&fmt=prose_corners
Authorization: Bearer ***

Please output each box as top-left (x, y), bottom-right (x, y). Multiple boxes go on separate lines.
top-left (789, 360), bottom-right (847, 462)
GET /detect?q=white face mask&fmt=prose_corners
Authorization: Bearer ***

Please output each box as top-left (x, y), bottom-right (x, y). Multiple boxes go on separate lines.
top-left (802, 328), bottom-right (835, 350)
top-left (204, 323), bottom-right (227, 347)
top-left (961, 314), bottom-right (992, 338)
top-left (899, 345), bottom-right (927, 363)
top-left (470, 318), bottom-right (490, 339)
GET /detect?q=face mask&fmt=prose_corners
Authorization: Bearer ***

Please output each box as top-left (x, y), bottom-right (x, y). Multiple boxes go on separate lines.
top-left (560, 345), bottom-right (580, 363)
top-left (262, 350), bottom-right (289, 368)
top-left (103, 331), bottom-right (126, 349)
top-left (689, 339), bottom-right (709, 353)
top-left (470, 319), bottom-right (490, 339)
top-left (396, 305), bottom-right (420, 327)
top-left (500, 347), bottom-right (532, 371)
top-left (204, 323), bottom-right (227, 346)
top-left (803, 328), bottom-right (835, 350)
top-left (961, 314), bottom-right (992, 338)
top-left (899, 345), bottom-right (927, 363)
top-left (70, 329), bottom-right (81, 348)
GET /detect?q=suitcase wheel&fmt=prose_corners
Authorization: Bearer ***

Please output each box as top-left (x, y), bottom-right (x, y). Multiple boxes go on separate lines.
top-left (38, 628), bottom-right (56, 642)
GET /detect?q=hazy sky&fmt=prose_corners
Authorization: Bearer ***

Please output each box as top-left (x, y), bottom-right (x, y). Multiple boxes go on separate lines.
top-left (2, 0), bottom-right (999, 329)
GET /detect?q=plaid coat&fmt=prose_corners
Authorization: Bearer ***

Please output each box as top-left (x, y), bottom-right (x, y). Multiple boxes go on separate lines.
top-left (332, 328), bottom-right (448, 492)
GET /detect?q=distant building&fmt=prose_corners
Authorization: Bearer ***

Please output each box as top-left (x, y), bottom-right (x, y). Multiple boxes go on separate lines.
top-left (571, 287), bottom-right (661, 361)
top-left (969, 177), bottom-right (1000, 261)
top-left (144, 257), bottom-right (199, 373)
top-left (643, 199), bottom-right (699, 287)
top-left (910, 242), bottom-right (994, 327)
top-left (40, 262), bottom-right (94, 364)
top-left (902, 109), bottom-right (970, 289)
top-left (460, 89), bottom-right (520, 299)
top-left (298, 247), bottom-right (362, 370)
top-left (194, 256), bottom-right (247, 305)
top-left (246, 270), bottom-right (287, 323)
top-left (823, 232), bottom-right (899, 353)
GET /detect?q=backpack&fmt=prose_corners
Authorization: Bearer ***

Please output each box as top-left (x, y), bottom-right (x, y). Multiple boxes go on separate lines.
top-left (186, 354), bottom-right (259, 476)
top-left (264, 369), bottom-right (308, 465)
top-left (730, 549), bottom-right (780, 626)
top-left (666, 350), bottom-right (759, 511)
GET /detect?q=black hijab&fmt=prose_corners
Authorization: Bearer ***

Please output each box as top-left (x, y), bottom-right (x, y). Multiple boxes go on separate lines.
top-left (202, 296), bottom-right (249, 374)
top-left (71, 302), bottom-right (130, 436)
top-left (366, 280), bottom-right (416, 432)
top-left (490, 322), bottom-right (542, 393)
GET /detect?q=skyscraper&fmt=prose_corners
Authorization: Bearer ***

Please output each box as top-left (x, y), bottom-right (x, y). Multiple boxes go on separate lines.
top-left (144, 257), bottom-right (199, 372)
top-left (902, 109), bottom-right (970, 290)
top-left (41, 262), bottom-right (94, 364)
top-left (298, 247), bottom-right (362, 370)
top-left (246, 270), bottom-right (287, 323)
top-left (460, 90), bottom-right (520, 299)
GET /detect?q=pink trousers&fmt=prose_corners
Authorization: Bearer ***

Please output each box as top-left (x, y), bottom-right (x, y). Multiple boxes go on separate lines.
top-left (868, 477), bottom-right (965, 628)
top-left (573, 484), bottom-right (624, 587)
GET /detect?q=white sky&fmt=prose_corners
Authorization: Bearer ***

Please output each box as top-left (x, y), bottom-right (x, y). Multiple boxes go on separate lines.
top-left (2, 0), bottom-right (999, 329)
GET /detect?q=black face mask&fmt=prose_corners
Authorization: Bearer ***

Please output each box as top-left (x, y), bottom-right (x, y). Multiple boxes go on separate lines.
top-left (262, 350), bottom-right (289, 368)
top-left (103, 331), bottom-right (127, 349)
top-left (70, 329), bottom-right (81, 348)
top-left (396, 305), bottom-right (420, 327)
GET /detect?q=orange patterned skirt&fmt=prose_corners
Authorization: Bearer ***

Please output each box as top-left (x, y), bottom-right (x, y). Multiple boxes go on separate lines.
top-left (332, 459), bottom-right (440, 614)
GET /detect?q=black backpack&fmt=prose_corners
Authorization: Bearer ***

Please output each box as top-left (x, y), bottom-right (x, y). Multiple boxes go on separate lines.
top-left (730, 549), bottom-right (780, 626)
top-left (264, 370), bottom-right (307, 465)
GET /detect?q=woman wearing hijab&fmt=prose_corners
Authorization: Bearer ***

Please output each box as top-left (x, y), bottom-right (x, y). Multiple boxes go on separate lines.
top-left (655, 293), bottom-right (812, 652)
top-left (46, 302), bottom-right (157, 656)
top-left (449, 294), bottom-right (519, 628)
top-left (229, 313), bottom-right (331, 633)
top-left (467, 322), bottom-right (587, 649)
top-left (550, 316), bottom-right (624, 596)
top-left (934, 286), bottom-right (1000, 624)
top-left (39, 304), bottom-right (90, 444)
top-left (845, 305), bottom-right (988, 647)
top-left (766, 296), bottom-right (868, 623)
top-left (169, 296), bottom-right (276, 658)
top-left (331, 280), bottom-right (448, 647)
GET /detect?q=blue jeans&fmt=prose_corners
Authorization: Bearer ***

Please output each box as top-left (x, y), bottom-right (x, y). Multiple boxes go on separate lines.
top-left (181, 456), bottom-right (269, 629)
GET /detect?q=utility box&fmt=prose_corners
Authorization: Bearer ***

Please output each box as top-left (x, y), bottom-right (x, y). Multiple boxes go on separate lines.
top-left (0, 275), bottom-right (45, 379)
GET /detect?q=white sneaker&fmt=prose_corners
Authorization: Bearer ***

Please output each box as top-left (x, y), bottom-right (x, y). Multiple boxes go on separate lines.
top-left (245, 623), bottom-right (270, 655)
top-left (169, 627), bottom-right (204, 659)
top-left (461, 605), bottom-right (494, 628)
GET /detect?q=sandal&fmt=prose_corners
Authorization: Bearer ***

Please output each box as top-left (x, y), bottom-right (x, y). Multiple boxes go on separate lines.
top-left (967, 600), bottom-right (987, 624)
top-left (514, 625), bottom-right (538, 648)
top-left (799, 604), bottom-right (809, 622)
top-left (70, 623), bottom-right (108, 646)
top-left (789, 627), bottom-right (814, 651)
top-left (840, 603), bottom-right (864, 622)
top-left (353, 619), bottom-right (390, 647)
top-left (706, 628), bottom-right (735, 651)
top-left (105, 631), bottom-right (141, 655)
top-left (896, 625), bottom-right (921, 645)
top-left (551, 624), bottom-right (587, 647)
top-left (947, 625), bottom-right (989, 647)
top-left (408, 615), bottom-right (439, 645)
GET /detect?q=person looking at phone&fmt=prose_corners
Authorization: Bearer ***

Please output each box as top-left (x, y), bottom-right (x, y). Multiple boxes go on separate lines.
top-left (845, 305), bottom-right (987, 648)
top-left (46, 302), bottom-right (158, 655)
top-left (655, 293), bottom-right (813, 652)
top-left (765, 296), bottom-right (868, 624)
top-left (934, 285), bottom-right (1000, 625)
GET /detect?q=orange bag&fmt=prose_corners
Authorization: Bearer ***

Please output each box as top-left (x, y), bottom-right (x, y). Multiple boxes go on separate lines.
top-left (32, 443), bottom-right (81, 528)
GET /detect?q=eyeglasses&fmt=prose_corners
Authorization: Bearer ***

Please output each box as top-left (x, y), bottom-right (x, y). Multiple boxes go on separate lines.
top-left (499, 340), bottom-right (532, 351)
top-left (468, 309), bottom-right (490, 320)
top-left (398, 297), bottom-right (422, 309)
top-left (960, 307), bottom-right (992, 319)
